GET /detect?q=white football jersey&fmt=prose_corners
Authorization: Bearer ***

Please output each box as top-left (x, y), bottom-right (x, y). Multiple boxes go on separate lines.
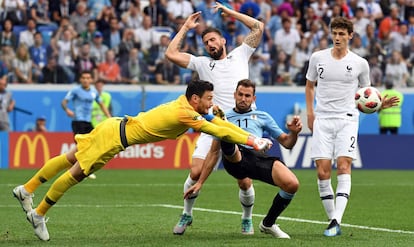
top-left (187, 43), bottom-right (255, 111)
top-left (306, 48), bottom-right (370, 119)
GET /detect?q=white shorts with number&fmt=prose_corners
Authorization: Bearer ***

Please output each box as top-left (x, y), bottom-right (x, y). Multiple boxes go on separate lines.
top-left (192, 132), bottom-right (222, 169)
top-left (310, 118), bottom-right (359, 161)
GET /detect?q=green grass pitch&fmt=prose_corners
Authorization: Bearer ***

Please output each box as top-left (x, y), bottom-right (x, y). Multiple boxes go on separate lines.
top-left (1, 169), bottom-right (413, 247)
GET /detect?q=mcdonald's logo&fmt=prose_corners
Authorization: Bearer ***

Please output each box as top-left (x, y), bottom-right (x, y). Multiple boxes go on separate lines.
top-left (13, 134), bottom-right (50, 167)
top-left (174, 134), bottom-right (199, 168)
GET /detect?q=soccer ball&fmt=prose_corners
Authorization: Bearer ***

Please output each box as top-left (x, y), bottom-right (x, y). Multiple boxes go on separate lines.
top-left (355, 87), bottom-right (382, 114)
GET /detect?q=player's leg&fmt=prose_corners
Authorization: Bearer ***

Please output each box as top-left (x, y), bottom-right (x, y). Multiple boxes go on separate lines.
top-left (324, 119), bottom-right (358, 236)
top-left (29, 160), bottom-right (87, 241)
top-left (13, 149), bottom-right (76, 213)
top-left (237, 178), bottom-right (254, 235)
top-left (259, 160), bottom-right (298, 239)
top-left (311, 118), bottom-right (336, 223)
top-left (173, 134), bottom-right (216, 235)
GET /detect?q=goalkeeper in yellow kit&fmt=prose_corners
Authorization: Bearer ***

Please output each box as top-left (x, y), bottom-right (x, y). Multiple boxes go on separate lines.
top-left (12, 79), bottom-right (272, 241)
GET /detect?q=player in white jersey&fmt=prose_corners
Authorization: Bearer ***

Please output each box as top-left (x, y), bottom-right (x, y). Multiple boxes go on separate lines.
top-left (165, 3), bottom-right (264, 235)
top-left (305, 17), bottom-right (400, 237)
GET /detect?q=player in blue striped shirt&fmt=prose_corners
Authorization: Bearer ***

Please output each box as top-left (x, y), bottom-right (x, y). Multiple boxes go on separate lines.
top-left (185, 79), bottom-right (302, 238)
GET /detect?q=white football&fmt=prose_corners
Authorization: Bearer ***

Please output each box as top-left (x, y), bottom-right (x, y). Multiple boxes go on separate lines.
top-left (355, 86), bottom-right (382, 114)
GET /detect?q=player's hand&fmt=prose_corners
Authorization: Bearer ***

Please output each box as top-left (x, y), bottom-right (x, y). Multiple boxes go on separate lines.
top-left (380, 94), bottom-right (400, 110)
top-left (212, 105), bottom-right (226, 120)
top-left (184, 183), bottom-right (202, 199)
top-left (213, 1), bottom-right (231, 16)
top-left (307, 112), bottom-right (315, 132)
top-left (183, 12), bottom-right (201, 30)
top-left (287, 115), bottom-right (302, 134)
top-left (251, 137), bottom-right (273, 152)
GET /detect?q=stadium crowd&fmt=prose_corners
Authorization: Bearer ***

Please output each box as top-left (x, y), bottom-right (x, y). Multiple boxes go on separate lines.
top-left (0, 0), bottom-right (414, 87)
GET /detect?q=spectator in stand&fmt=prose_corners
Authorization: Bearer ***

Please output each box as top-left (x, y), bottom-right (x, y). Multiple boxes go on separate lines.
top-left (118, 28), bottom-right (140, 62)
top-left (167, 0), bottom-right (194, 28)
top-left (388, 22), bottom-right (411, 54)
top-left (352, 7), bottom-right (371, 37)
top-left (1, 0), bottom-right (27, 25)
top-left (52, 16), bottom-right (78, 41)
top-left (304, 19), bottom-right (329, 52)
top-left (70, 2), bottom-right (91, 35)
top-left (19, 18), bottom-right (37, 48)
top-left (30, 0), bottom-right (56, 27)
top-left (0, 60), bottom-right (9, 83)
top-left (368, 55), bottom-right (383, 87)
top-left (80, 20), bottom-right (98, 44)
top-left (154, 57), bottom-right (181, 85)
top-left (143, 0), bottom-right (168, 27)
top-left (361, 23), bottom-right (383, 58)
top-left (96, 6), bottom-right (118, 33)
top-left (378, 4), bottom-right (400, 41)
top-left (385, 50), bottom-right (409, 88)
top-left (120, 48), bottom-right (149, 84)
top-left (195, 0), bottom-right (217, 27)
top-left (358, 0), bottom-right (383, 26)
top-left (12, 44), bottom-right (33, 84)
top-left (272, 50), bottom-right (292, 86)
top-left (0, 40), bottom-right (16, 74)
top-left (114, 0), bottom-right (137, 18)
top-left (29, 32), bottom-right (50, 83)
top-left (102, 17), bottom-right (123, 51)
top-left (0, 79), bottom-right (15, 131)
top-left (274, 17), bottom-right (301, 61)
top-left (248, 53), bottom-right (267, 85)
top-left (278, 0), bottom-right (295, 17)
top-left (51, 28), bottom-right (77, 83)
top-left (147, 34), bottom-right (170, 67)
top-left (50, 0), bottom-right (76, 24)
top-left (41, 57), bottom-right (69, 84)
top-left (73, 42), bottom-right (98, 82)
top-left (408, 14), bottom-right (414, 36)
top-left (88, 0), bottom-right (112, 19)
top-left (266, 5), bottom-right (282, 43)
top-left (0, 19), bottom-right (18, 49)
top-left (186, 21), bottom-right (208, 56)
top-left (290, 38), bottom-right (311, 85)
top-left (121, 1), bottom-right (144, 29)
top-left (350, 34), bottom-right (368, 58)
top-left (90, 31), bottom-right (109, 64)
top-left (133, 15), bottom-right (158, 56)
top-left (98, 49), bottom-right (122, 84)
top-left (256, 0), bottom-right (272, 24)
top-left (310, 0), bottom-right (329, 20)
top-left (223, 20), bottom-right (239, 53)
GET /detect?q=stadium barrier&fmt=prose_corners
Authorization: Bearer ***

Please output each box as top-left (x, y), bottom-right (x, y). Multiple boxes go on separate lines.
top-left (1, 132), bottom-right (412, 170)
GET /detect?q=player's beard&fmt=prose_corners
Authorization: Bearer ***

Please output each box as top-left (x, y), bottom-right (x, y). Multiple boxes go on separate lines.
top-left (209, 46), bottom-right (224, 60)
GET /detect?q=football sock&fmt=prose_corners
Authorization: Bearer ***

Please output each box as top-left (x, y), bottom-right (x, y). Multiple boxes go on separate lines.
top-left (239, 185), bottom-right (255, 219)
top-left (183, 174), bottom-right (198, 215)
top-left (262, 190), bottom-right (294, 227)
top-left (24, 154), bottom-right (73, 193)
top-left (318, 178), bottom-right (335, 220)
top-left (333, 174), bottom-right (351, 224)
top-left (36, 171), bottom-right (78, 216)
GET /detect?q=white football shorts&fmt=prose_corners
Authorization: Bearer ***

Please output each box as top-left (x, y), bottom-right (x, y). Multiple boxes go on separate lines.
top-left (311, 117), bottom-right (359, 161)
top-left (192, 132), bottom-right (222, 169)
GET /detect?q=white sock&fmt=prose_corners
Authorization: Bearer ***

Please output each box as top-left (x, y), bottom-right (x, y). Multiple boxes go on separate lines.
top-left (183, 174), bottom-right (198, 215)
top-left (333, 174), bottom-right (351, 224)
top-left (239, 185), bottom-right (255, 219)
top-left (318, 178), bottom-right (335, 220)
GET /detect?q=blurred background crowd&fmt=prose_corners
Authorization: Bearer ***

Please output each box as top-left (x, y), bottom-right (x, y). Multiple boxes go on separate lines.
top-left (1, 0), bottom-right (414, 87)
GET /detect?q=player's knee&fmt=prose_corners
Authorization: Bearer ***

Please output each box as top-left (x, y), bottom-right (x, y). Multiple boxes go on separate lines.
top-left (237, 178), bottom-right (252, 190)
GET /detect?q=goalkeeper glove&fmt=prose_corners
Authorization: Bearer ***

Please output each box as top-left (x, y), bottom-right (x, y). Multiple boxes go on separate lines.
top-left (247, 136), bottom-right (273, 152)
top-left (212, 105), bottom-right (226, 120)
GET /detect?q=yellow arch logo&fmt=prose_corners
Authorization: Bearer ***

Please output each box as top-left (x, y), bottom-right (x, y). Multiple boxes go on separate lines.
top-left (13, 134), bottom-right (50, 167)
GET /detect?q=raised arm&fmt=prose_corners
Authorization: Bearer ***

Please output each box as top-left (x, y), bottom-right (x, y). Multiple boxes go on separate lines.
top-left (215, 2), bottom-right (264, 48)
top-left (165, 12), bottom-right (201, 68)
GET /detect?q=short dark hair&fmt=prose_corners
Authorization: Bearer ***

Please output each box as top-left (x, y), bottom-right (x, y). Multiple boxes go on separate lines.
top-left (201, 27), bottom-right (223, 39)
top-left (330, 17), bottom-right (353, 34)
top-left (236, 79), bottom-right (256, 95)
top-left (186, 79), bottom-right (214, 100)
